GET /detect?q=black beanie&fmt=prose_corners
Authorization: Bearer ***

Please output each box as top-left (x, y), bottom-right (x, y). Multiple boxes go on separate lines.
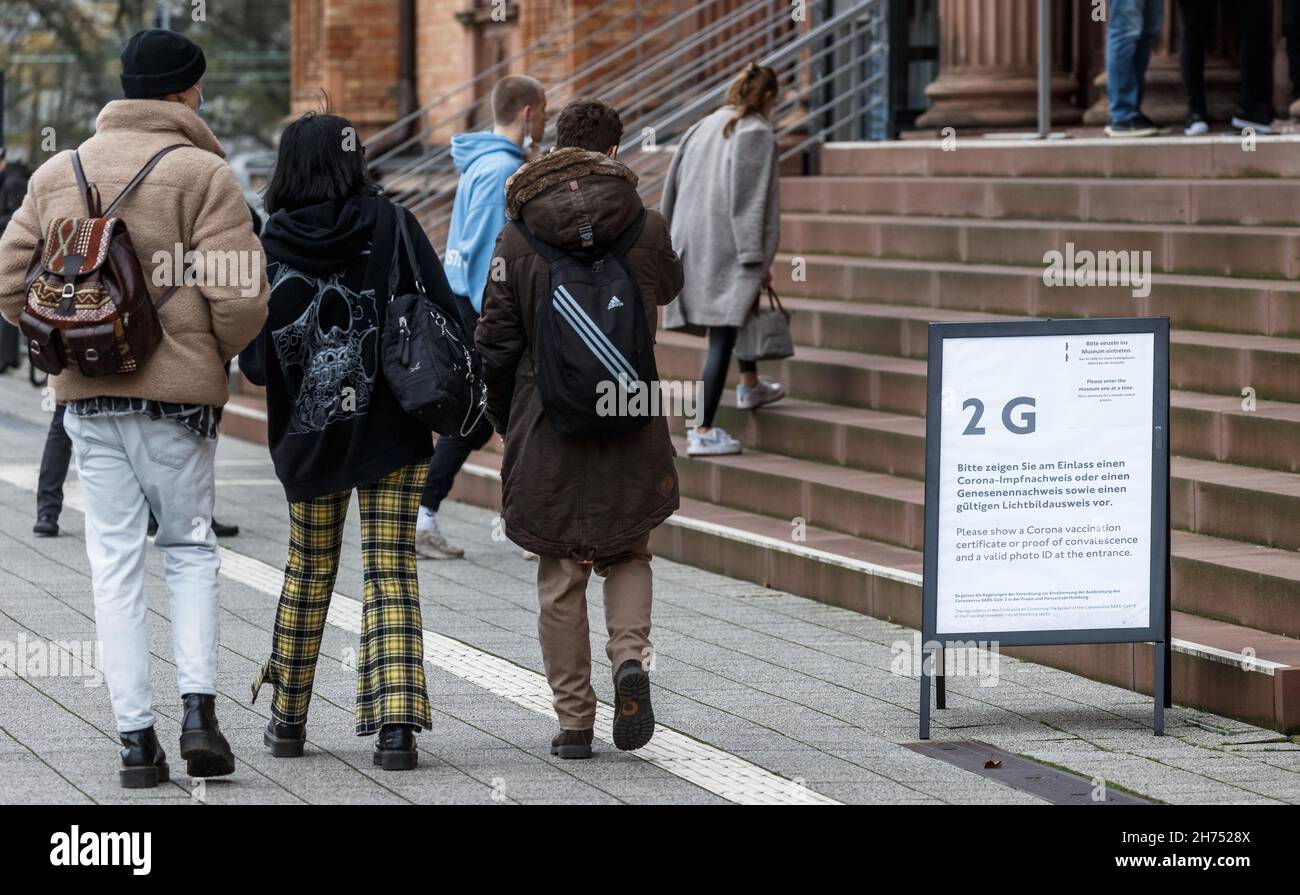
top-left (120, 29), bottom-right (206, 99)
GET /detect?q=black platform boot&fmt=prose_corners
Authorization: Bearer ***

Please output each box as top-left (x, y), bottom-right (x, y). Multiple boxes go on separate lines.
top-left (179, 693), bottom-right (236, 778)
top-left (264, 719), bottom-right (306, 757)
top-left (373, 723), bottom-right (418, 770)
top-left (119, 726), bottom-right (169, 789)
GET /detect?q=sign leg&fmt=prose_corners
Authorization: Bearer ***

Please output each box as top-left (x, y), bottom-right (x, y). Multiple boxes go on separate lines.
top-left (1153, 641), bottom-right (1166, 736)
top-left (919, 648), bottom-right (932, 739)
top-left (935, 646), bottom-right (946, 710)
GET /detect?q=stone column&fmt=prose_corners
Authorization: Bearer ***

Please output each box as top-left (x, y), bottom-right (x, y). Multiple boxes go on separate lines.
top-left (916, 0), bottom-right (1080, 130)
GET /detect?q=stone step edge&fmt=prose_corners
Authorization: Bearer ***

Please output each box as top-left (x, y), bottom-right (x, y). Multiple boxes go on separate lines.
top-left (454, 455), bottom-right (1294, 678)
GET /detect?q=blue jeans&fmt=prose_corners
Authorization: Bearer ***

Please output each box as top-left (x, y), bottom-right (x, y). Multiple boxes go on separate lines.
top-left (1107, 0), bottom-right (1164, 123)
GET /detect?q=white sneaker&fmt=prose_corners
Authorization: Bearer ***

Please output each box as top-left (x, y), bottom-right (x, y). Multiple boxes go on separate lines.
top-left (415, 524), bottom-right (464, 559)
top-left (687, 427), bottom-right (742, 456)
top-left (736, 377), bottom-right (785, 410)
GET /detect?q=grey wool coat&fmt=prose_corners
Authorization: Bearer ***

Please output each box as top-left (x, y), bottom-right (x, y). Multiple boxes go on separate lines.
top-left (660, 106), bottom-right (781, 331)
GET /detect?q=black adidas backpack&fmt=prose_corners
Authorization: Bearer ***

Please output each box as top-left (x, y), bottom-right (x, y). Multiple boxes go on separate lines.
top-left (514, 209), bottom-right (658, 438)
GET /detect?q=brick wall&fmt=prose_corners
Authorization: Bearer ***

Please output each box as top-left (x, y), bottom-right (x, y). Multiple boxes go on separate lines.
top-left (290, 0), bottom-right (401, 136)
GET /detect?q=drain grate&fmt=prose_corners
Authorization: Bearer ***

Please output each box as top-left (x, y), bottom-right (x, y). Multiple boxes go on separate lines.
top-left (906, 740), bottom-right (1155, 804)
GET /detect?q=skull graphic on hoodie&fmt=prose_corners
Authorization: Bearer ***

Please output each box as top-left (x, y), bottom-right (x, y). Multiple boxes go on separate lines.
top-left (268, 262), bottom-right (379, 435)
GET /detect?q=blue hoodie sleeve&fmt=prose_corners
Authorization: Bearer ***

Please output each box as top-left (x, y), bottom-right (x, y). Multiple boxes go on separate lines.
top-left (447, 153), bottom-right (519, 313)
top-left (461, 177), bottom-right (509, 313)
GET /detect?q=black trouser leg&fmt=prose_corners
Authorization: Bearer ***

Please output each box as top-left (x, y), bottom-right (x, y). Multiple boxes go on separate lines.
top-left (1284, 0), bottom-right (1300, 104)
top-left (700, 327), bottom-right (736, 430)
top-left (419, 415), bottom-right (493, 512)
top-left (0, 318), bottom-right (19, 371)
top-left (1177, 0), bottom-right (1212, 119)
top-left (1236, 0), bottom-right (1275, 121)
top-left (36, 404), bottom-right (72, 521)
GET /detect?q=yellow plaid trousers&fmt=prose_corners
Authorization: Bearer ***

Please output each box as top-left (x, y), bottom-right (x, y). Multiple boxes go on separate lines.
top-left (252, 461), bottom-right (433, 735)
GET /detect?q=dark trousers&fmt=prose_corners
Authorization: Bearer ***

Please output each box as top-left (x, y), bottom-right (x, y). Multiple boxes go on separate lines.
top-left (420, 301), bottom-right (493, 512)
top-left (37, 404), bottom-right (73, 521)
top-left (1178, 0), bottom-right (1215, 118)
top-left (1179, 0), bottom-right (1273, 121)
top-left (700, 326), bottom-right (757, 430)
top-left (0, 318), bottom-right (18, 372)
top-left (1236, 0), bottom-right (1274, 120)
top-left (1285, 0), bottom-right (1300, 103)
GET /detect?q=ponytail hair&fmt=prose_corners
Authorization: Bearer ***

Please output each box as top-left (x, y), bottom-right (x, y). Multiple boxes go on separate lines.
top-left (722, 62), bottom-right (779, 138)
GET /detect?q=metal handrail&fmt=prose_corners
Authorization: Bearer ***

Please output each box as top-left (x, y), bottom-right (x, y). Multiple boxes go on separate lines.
top-left (392, 0), bottom-right (887, 243)
top-left (366, 0), bottom-right (625, 152)
top-left (379, 0), bottom-right (785, 192)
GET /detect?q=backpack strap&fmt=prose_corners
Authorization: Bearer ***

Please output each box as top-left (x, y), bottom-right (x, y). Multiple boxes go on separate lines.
top-left (607, 208), bottom-right (648, 261)
top-left (70, 152), bottom-right (101, 217)
top-left (512, 218), bottom-right (566, 265)
top-left (102, 143), bottom-right (190, 217)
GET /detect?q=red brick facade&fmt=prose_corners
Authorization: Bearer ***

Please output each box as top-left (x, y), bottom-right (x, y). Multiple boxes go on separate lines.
top-left (290, 0), bottom-right (785, 140)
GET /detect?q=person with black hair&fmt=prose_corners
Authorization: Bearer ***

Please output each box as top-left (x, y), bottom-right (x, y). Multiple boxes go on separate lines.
top-left (242, 111), bottom-right (455, 770)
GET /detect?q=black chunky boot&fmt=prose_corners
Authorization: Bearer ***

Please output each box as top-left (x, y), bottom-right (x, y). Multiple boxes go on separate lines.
top-left (264, 719), bottom-right (306, 758)
top-left (550, 728), bottom-right (594, 760)
top-left (373, 723), bottom-right (418, 770)
top-left (612, 660), bottom-right (655, 752)
top-left (179, 693), bottom-right (236, 778)
top-left (119, 726), bottom-right (169, 789)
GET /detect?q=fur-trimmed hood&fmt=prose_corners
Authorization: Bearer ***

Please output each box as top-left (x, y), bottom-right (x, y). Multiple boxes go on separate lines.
top-left (504, 147), bottom-right (643, 252)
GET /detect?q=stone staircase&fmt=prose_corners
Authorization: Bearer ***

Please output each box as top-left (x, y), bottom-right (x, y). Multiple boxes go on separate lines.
top-left (230, 135), bottom-right (1300, 733)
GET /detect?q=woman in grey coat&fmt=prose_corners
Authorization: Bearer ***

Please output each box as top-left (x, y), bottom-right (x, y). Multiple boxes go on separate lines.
top-left (662, 62), bottom-right (784, 456)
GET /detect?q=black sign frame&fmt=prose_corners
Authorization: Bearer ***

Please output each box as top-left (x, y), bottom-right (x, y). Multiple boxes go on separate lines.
top-left (920, 317), bottom-right (1171, 738)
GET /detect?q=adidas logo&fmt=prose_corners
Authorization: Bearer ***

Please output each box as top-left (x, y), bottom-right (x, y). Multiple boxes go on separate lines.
top-left (606, 296), bottom-right (624, 310)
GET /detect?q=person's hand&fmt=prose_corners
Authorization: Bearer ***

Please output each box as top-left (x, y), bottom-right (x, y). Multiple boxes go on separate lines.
top-left (761, 269), bottom-right (773, 290)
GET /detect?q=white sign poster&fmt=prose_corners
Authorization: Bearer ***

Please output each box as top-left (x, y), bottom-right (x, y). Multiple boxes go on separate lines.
top-left (933, 330), bottom-right (1156, 635)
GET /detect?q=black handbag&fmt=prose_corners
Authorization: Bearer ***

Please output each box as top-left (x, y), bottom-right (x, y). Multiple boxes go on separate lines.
top-left (381, 206), bottom-right (486, 436)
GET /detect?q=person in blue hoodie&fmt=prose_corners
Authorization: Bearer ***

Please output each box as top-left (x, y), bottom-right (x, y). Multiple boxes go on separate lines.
top-left (417, 74), bottom-right (547, 559)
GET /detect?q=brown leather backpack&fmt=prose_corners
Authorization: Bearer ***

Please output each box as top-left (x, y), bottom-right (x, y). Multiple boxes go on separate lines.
top-left (19, 144), bottom-right (186, 377)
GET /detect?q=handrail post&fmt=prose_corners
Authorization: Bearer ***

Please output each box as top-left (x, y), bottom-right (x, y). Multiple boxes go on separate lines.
top-left (1037, 0), bottom-right (1050, 139)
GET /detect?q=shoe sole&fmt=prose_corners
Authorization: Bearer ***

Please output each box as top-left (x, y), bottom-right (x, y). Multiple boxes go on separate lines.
top-left (687, 444), bottom-right (743, 457)
top-left (373, 749), bottom-right (418, 770)
top-left (416, 546), bottom-right (464, 560)
top-left (119, 762), bottom-right (169, 789)
top-left (612, 668), bottom-right (655, 752)
top-left (550, 743), bottom-right (593, 759)
top-left (737, 391), bottom-right (786, 411)
top-left (264, 729), bottom-right (305, 758)
top-left (1232, 117), bottom-right (1272, 134)
top-left (1104, 126), bottom-right (1158, 138)
top-left (180, 729), bottom-right (237, 777)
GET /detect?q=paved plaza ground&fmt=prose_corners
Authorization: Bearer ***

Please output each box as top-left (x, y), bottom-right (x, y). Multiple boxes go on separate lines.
top-left (1, 371), bottom-right (1298, 805)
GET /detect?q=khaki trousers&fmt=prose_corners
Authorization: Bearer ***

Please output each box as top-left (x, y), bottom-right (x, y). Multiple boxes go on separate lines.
top-left (535, 535), bottom-right (653, 729)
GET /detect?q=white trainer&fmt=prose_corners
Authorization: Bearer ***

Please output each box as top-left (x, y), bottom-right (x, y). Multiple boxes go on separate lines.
top-left (415, 524), bottom-right (465, 559)
top-left (736, 377), bottom-right (785, 410)
top-left (687, 427), bottom-right (742, 456)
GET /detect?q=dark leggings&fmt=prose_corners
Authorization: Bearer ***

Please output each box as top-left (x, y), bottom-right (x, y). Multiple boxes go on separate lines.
top-left (700, 326), bottom-right (757, 429)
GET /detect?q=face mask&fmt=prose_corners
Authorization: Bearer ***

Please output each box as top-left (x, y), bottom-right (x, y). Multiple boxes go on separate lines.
top-left (196, 89), bottom-right (205, 114)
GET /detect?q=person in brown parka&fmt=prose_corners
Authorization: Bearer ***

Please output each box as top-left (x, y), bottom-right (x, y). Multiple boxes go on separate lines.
top-left (477, 98), bottom-right (683, 759)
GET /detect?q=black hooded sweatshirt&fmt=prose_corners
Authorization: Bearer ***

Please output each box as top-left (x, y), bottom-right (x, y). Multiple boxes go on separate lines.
top-left (240, 193), bottom-right (457, 501)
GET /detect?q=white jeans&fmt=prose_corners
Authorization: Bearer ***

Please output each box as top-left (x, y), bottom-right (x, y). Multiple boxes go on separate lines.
top-left (64, 411), bottom-right (221, 733)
